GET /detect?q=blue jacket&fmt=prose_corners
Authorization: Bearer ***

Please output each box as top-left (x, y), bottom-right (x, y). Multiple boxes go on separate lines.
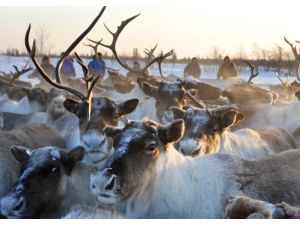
top-left (88, 58), bottom-right (106, 77)
top-left (61, 59), bottom-right (76, 77)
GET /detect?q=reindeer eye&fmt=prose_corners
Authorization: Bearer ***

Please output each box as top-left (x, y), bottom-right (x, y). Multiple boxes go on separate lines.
top-left (49, 167), bottom-right (59, 176)
top-left (213, 125), bottom-right (219, 132)
top-left (115, 115), bottom-right (121, 120)
top-left (145, 144), bottom-right (158, 156)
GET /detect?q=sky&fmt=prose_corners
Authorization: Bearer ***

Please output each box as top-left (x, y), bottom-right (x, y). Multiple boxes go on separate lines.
top-left (0, 0), bottom-right (300, 58)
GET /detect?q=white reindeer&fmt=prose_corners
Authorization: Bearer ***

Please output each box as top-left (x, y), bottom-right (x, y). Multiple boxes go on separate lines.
top-left (90, 119), bottom-right (300, 218)
top-left (170, 105), bottom-right (296, 159)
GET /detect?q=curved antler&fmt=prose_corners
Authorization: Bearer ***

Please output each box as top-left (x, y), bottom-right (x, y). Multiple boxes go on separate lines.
top-left (144, 43), bottom-right (158, 62)
top-left (84, 38), bottom-right (103, 59)
top-left (243, 60), bottom-right (259, 83)
top-left (0, 62), bottom-right (33, 83)
top-left (25, 6), bottom-right (106, 101)
top-left (89, 14), bottom-right (173, 77)
top-left (157, 50), bottom-right (174, 82)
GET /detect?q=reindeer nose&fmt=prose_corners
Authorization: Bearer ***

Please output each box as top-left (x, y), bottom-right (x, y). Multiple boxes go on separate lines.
top-left (90, 169), bottom-right (117, 196)
top-left (105, 176), bottom-right (116, 190)
top-left (0, 196), bottom-right (24, 216)
top-left (12, 197), bottom-right (24, 211)
top-left (179, 139), bottom-right (201, 156)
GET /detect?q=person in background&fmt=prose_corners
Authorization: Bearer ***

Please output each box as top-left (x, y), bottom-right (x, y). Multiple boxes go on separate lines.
top-left (88, 52), bottom-right (106, 80)
top-left (127, 60), bottom-right (144, 82)
top-left (41, 56), bottom-right (55, 76)
top-left (217, 56), bottom-right (239, 79)
top-left (61, 55), bottom-right (76, 80)
top-left (30, 55), bottom-right (55, 77)
top-left (28, 55), bottom-right (55, 87)
top-left (184, 57), bottom-right (201, 79)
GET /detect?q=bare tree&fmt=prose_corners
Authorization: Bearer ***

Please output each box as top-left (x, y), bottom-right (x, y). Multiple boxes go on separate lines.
top-left (284, 36), bottom-right (300, 80)
top-left (210, 46), bottom-right (223, 59)
top-left (251, 43), bottom-right (261, 60)
top-left (171, 51), bottom-right (177, 64)
top-left (132, 48), bottom-right (140, 59)
top-left (260, 48), bottom-right (268, 61)
top-left (236, 45), bottom-right (247, 59)
top-left (34, 24), bottom-right (53, 56)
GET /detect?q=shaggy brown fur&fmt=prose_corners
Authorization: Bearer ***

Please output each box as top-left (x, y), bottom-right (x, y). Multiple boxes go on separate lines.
top-left (277, 202), bottom-right (300, 218)
top-left (225, 196), bottom-right (273, 219)
top-left (236, 150), bottom-right (300, 206)
top-left (258, 126), bottom-right (297, 153)
top-left (225, 196), bottom-right (300, 219)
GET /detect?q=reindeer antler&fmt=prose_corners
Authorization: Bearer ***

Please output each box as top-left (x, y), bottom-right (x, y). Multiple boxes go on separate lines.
top-left (25, 6), bottom-right (106, 103)
top-left (88, 14), bottom-right (173, 78)
top-left (0, 62), bottom-right (33, 83)
top-left (84, 38), bottom-right (103, 59)
top-left (243, 60), bottom-right (259, 83)
top-left (144, 44), bottom-right (158, 62)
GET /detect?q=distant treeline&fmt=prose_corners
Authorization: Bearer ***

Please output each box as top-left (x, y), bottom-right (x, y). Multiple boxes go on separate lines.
top-left (1, 48), bottom-right (293, 72)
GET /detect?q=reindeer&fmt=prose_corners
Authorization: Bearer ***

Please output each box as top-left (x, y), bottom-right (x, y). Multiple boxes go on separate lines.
top-left (84, 13), bottom-right (221, 124)
top-left (25, 6), bottom-right (139, 167)
top-left (170, 105), bottom-right (296, 159)
top-left (0, 145), bottom-right (97, 218)
top-left (0, 62), bottom-right (33, 88)
top-left (1, 144), bottom-right (124, 219)
top-left (0, 123), bottom-right (65, 198)
top-left (106, 69), bottom-right (136, 94)
top-left (0, 88), bottom-right (67, 126)
top-left (222, 60), bottom-right (278, 108)
top-left (90, 119), bottom-right (300, 218)
top-left (0, 83), bottom-right (48, 113)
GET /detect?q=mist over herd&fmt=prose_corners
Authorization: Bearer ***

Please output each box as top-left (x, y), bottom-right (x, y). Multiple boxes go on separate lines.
top-left (1, 5), bottom-right (300, 219)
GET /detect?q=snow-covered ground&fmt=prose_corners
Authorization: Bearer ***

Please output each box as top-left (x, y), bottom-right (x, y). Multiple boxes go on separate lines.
top-left (0, 55), bottom-right (293, 86)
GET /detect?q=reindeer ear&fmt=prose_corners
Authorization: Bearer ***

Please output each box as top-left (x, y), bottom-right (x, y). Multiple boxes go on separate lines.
top-left (221, 110), bottom-right (245, 129)
top-left (67, 146), bottom-right (85, 162)
top-left (169, 107), bottom-right (186, 119)
top-left (117, 99), bottom-right (139, 116)
top-left (11, 145), bottom-right (31, 163)
top-left (104, 126), bottom-right (122, 138)
top-left (63, 98), bottom-right (81, 116)
top-left (141, 82), bottom-right (159, 97)
top-left (158, 119), bottom-right (185, 145)
top-left (64, 146), bottom-right (85, 176)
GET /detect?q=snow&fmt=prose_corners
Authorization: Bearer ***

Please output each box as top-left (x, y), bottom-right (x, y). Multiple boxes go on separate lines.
top-left (0, 55), bottom-right (293, 86)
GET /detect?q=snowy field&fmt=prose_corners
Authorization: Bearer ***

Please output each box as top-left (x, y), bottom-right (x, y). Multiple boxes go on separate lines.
top-left (0, 55), bottom-right (294, 86)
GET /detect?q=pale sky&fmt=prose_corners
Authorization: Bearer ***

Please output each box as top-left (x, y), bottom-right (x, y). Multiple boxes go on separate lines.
top-left (1, 0), bottom-right (300, 58)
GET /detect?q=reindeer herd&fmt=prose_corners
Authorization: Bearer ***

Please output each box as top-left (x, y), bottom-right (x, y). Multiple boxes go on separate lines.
top-left (1, 6), bottom-right (300, 219)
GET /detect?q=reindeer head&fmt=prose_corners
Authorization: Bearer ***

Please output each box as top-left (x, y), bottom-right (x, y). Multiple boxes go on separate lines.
top-left (90, 119), bottom-right (184, 205)
top-left (0, 145), bottom-right (85, 218)
top-left (222, 61), bottom-right (277, 107)
top-left (171, 105), bottom-right (244, 156)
